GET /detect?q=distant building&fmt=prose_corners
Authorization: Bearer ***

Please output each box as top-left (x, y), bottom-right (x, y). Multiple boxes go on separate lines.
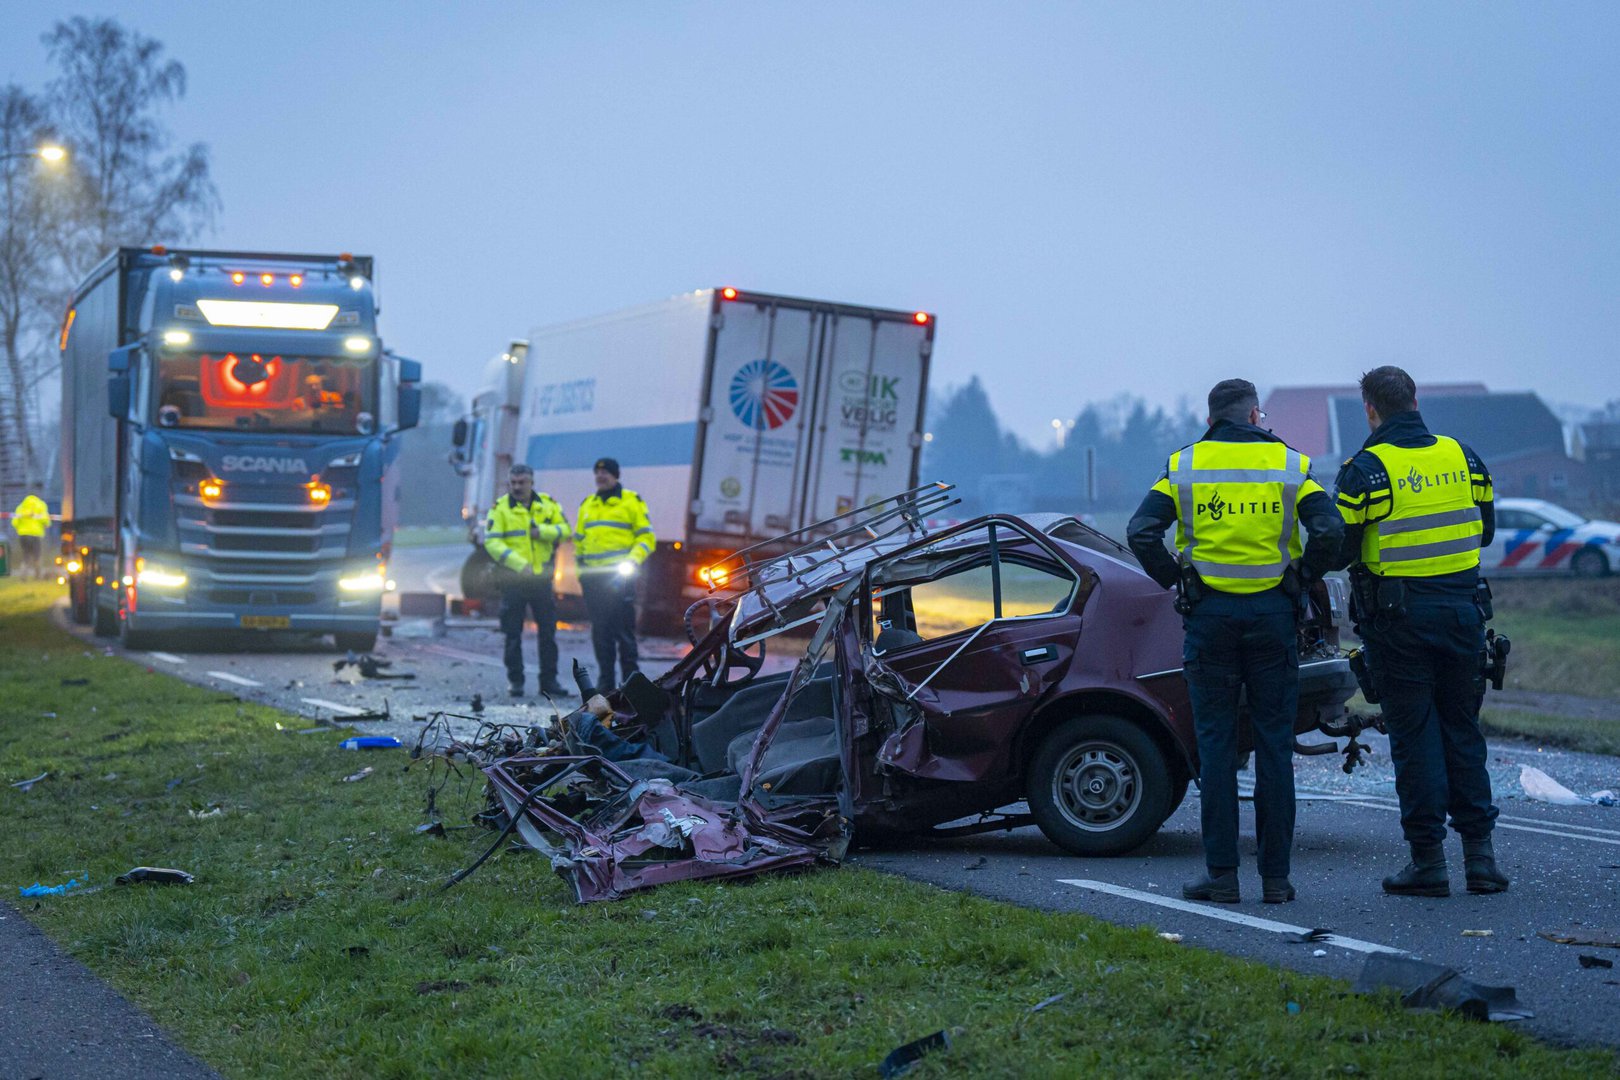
top-left (1573, 420), bottom-right (1620, 511)
top-left (1261, 383), bottom-right (1486, 459)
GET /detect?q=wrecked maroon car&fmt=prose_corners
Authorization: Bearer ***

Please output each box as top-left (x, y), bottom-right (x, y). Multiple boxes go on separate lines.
top-left (473, 485), bottom-right (1359, 901)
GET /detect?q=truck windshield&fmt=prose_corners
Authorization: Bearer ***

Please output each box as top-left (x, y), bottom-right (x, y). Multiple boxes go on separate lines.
top-left (153, 352), bottom-right (378, 434)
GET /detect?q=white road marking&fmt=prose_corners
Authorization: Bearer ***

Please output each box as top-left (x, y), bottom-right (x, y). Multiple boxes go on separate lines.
top-left (417, 643), bottom-right (505, 669)
top-left (1059, 879), bottom-right (1406, 955)
top-left (1324, 798), bottom-right (1620, 846)
top-left (300, 697), bottom-right (365, 716)
top-left (147, 651), bottom-right (186, 664)
top-left (206, 671), bottom-right (262, 687)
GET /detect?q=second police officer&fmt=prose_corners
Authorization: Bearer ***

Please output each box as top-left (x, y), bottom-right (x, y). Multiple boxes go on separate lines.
top-left (1329, 366), bottom-right (1508, 897)
top-left (575, 457), bottom-right (656, 690)
top-left (484, 463), bottom-right (570, 699)
top-left (1128, 379), bottom-right (1342, 905)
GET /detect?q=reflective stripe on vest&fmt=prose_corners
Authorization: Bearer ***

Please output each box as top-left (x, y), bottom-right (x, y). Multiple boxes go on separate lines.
top-left (1360, 436), bottom-right (1482, 577)
top-left (1168, 441), bottom-right (1307, 594)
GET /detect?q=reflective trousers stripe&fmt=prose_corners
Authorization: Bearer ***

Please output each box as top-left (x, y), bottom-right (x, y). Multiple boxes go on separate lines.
top-left (1379, 535), bottom-right (1482, 562)
top-left (1376, 505), bottom-right (1481, 536)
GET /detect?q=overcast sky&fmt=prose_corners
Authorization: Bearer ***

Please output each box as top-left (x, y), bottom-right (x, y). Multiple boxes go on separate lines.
top-left (4, 3), bottom-right (1616, 444)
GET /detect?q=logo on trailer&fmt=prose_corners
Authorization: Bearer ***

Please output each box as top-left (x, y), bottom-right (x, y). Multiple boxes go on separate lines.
top-left (729, 359), bottom-right (798, 430)
top-left (720, 477), bottom-right (743, 499)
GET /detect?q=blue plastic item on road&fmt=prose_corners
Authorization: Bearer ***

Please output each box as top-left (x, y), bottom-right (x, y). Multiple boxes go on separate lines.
top-left (339, 736), bottom-right (402, 750)
top-left (20, 876), bottom-right (83, 897)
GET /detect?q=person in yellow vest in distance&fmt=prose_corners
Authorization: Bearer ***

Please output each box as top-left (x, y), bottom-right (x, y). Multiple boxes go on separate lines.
top-left (1329, 366), bottom-right (1508, 898)
top-left (484, 463), bottom-right (570, 699)
top-left (1128, 379), bottom-right (1342, 906)
top-left (11, 487), bottom-right (52, 579)
top-left (575, 457), bottom-right (655, 690)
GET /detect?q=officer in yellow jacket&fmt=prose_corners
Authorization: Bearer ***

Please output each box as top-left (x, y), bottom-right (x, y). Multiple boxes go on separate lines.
top-left (1329, 366), bottom-right (1507, 898)
top-left (1128, 380), bottom-right (1342, 905)
top-left (11, 488), bottom-right (51, 579)
top-left (575, 457), bottom-right (655, 689)
top-left (485, 463), bottom-right (570, 698)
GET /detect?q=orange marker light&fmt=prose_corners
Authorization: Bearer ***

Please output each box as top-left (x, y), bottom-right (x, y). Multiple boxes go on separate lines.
top-left (231, 272), bottom-right (245, 285)
top-left (913, 311), bottom-right (930, 325)
top-left (290, 274), bottom-right (303, 287)
top-left (721, 287), bottom-right (738, 300)
top-left (260, 273), bottom-right (274, 286)
top-left (307, 482), bottom-right (332, 505)
top-left (200, 479), bottom-right (224, 500)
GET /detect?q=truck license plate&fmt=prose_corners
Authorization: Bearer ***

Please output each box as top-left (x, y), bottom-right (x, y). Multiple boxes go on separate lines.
top-left (240, 615), bottom-right (290, 630)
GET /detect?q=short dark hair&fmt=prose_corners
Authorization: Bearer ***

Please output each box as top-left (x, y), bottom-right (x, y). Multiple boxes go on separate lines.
top-left (1359, 366), bottom-right (1417, 419)
top-left (1207, 379), bottom-right (1259, 425)
top-left (508, 463), bottom-right (534, 477)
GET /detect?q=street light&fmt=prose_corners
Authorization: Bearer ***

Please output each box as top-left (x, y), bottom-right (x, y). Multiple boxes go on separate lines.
top-left (1, 144), bottom-right (68, 164)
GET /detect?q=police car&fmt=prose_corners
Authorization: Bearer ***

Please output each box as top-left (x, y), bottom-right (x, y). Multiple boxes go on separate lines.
top-left (1483, 498), bottom-right (1620, 577)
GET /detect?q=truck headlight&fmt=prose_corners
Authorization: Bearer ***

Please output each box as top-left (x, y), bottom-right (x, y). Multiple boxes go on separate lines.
top-left (338, 570), bottom-right (387, 592)
top-left (137, 564), bottom-right (187, 588)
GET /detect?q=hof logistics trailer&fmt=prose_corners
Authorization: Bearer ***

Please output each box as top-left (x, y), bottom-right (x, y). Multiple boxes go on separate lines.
top-left (58, 246), bottom-right (422, 650)
top-left (450, 287), bottom-right (934, 625)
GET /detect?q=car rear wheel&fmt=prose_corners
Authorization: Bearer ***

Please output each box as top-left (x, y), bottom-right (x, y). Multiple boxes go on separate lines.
top-left (1571, 548), bottom-right (1609, 579)
top-left (1028, 714), bottom-right (1173, 857)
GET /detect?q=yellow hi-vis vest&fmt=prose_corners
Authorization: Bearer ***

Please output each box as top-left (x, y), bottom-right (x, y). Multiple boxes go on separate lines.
top-left (575, 488), bottom-right (655, 573)
top-left (1152, 440), bottom-right (1320, 594)
top-left (1354, 437), bottom-right (1484, 577)
top-left (11, 494), bottom-right (50, 537)
top-left (484, 493), bottom-right (569, 574)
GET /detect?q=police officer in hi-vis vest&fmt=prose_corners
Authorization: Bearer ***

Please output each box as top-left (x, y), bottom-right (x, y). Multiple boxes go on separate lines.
top-left (1330, 366), bottom-right (1508, 897)
top-left (484, 463), bottom-right (570, 698)
top-left (1129, 379), bottom-right (1342, 905)
top-left (574, 457), bottom-right (656, 689)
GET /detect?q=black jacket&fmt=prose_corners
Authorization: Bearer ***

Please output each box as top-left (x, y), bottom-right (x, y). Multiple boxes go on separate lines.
top-left (1328, 410), bottom-right (1494, 595)
top-left (1126, 420), bottom-right (1343, 591)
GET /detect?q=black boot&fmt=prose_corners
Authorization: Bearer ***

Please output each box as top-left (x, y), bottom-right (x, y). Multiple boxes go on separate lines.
top-left (1182, 869), bottom-right (1240, 903)
top-left (1462, 837), bottom-right (1510, 894)
top-left (1383, 843), bottom-right (1449, 897)
top-left (1262, 877), bottom-right (1296, 904)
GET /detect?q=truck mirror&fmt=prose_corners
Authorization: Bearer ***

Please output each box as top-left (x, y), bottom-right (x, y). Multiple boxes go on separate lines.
top-left (397, 385), bottom-right (421, 432)
top-left (107, 374), bottom-right (132, 419)
top-left (452, 418), bottom-right (468, 448)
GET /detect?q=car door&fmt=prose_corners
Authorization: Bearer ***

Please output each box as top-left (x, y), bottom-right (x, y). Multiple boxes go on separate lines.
top-left (861, 523), bottom-right (1084, 783)
top-left (1492, 508), bottom-right (1554, 572)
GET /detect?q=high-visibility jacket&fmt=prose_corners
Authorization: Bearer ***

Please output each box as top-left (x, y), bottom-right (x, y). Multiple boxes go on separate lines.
top-left (484, 493), bottom-right (569, 576)
top-left (11, 494), bottom-right (49, 538)
top-left (1151, 440), bottom-right (1321, 594)
top-left (1343, 436), bottom-right (1486, 577)
top-left (575, 488), bottom-right (655, 573)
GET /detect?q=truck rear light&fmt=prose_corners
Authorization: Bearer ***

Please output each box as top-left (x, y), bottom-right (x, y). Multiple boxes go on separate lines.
top-left (913, 311), bottom-right (930, 325)
top-left (721, 287), bottom-right (738, 301)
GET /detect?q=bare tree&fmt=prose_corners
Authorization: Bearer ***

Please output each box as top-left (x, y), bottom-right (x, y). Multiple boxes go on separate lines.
top-left (0, 85), bottom-right (56, 495)
top-left (42, 16), bottom-right (219, 278)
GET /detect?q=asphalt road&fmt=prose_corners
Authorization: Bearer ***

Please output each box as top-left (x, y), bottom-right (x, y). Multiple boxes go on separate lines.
top-left (51, 543), bottom-right (1620, 1049)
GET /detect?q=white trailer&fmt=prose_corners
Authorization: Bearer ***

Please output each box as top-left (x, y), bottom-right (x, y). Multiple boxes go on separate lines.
top-left (451, 287), bottom-right (935, 626)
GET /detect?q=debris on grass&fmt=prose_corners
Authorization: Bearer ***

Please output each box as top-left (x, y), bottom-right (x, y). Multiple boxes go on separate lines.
top-left (1353, 953), bottom-right (1532, 1023)
top-left (116, 867), bottom-right (195, 886)
top-left (1028, 992), bottom-right (1067, 1013)
top-left (414, 822), bottom-right (445, 837)
top-left (339, 735), bottom-right (402, 750)
top-left (342, 767), bottom-right (374, 783)
top-left (10, 771), bottom-right (48, 792)
top-left (19, 876), bottom-right (83, 897)
top-left (1158, 933), bottom-right (1184, 943)
top-left (879, 1029), bottom-right (951, 1078)
top-left (188, 804), bottom-right (225, 819)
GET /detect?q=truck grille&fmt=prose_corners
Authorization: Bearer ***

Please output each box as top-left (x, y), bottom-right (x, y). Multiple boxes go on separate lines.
top-left (173, 491), bottom-right (354, 594)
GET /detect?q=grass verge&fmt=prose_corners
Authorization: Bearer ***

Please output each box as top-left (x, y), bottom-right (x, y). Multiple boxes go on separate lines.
top-left (1481, 707), bottom-right (1620, 757)
top-left (1, 578), bottom-right (1614, 1077)
top-left (1490, 579), bottom-right (1620, 700)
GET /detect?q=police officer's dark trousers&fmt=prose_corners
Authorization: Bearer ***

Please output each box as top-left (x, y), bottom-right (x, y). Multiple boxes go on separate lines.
top-left (499, 576), bottom-right (558, 689)
top-left (1182, 587), bottom-right (1299, 878)
top-left (580, 572), bottom-right (639, 688)
top-left (1363, 593), bottom-right (1497, 846)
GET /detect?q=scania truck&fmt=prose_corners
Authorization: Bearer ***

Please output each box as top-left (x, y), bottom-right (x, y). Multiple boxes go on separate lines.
top-left (449, 287), bottom-right (933, 628)
top-left (59, 246), bottom-right (421, 650)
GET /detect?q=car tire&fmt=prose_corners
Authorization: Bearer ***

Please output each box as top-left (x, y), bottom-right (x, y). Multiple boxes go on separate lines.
top-left (92, 592), bottom-right (118, 637)
top-left (334, 631), bottom-right (379, 653)
top-left (1028, 714), bottom-right (1174, 857)
top-left (1571, 548), bottom-right (1609, 579)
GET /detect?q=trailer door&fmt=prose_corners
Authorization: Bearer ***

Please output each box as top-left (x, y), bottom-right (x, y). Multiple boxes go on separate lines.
top-left (694, 300), bottom-right (823, 538)
top-left (802, 313), bottom-right (931, 527)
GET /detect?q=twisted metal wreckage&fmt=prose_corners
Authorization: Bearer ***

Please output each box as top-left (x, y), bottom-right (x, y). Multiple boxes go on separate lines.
top-left (414, 483), bottom-right (1364, 903)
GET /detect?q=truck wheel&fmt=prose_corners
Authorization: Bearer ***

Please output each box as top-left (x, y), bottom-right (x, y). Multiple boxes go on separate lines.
top-left (1028, 715), bottom-right (1173, 857)
top-left (334, 631), bottom-right (378, 653)
top-left (1571, 548), bottom-right (1609, 579)
top-left (459, 550), bottom-right (501, 601)
top-left (92, 589), bottom-right (118, 637)
top-left (71, 576), bottom-right (93, 625)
